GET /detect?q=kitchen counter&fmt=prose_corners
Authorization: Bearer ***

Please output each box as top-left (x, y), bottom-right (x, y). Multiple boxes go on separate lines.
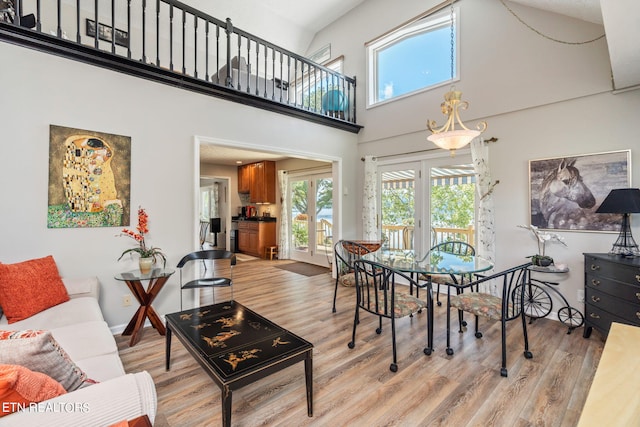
top-left (232, 216), bottom-right (277, 222)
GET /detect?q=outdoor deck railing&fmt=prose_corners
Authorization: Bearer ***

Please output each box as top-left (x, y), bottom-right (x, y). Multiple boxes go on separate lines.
top-left (1, 0), bottom-right (358, 130)
top-left (383, 225), bottom-right (475, 253)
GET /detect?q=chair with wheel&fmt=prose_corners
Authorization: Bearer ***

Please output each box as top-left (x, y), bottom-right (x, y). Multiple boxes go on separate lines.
top-left (177, 250), bottom-right (236, 310)
top-left (348, 259), bottom-right (433, 372)
top-left (332, 240), bottom-right (375, 313)
top-left (444, 262), bottom-right (534, 377)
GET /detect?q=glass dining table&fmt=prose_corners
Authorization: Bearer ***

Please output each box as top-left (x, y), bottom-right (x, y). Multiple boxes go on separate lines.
top-left (362, 249), bottom-right (494, 355)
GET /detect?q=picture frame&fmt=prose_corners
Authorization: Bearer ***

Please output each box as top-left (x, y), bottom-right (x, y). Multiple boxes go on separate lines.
top-left (86, 19), bottom-right (129, 48)
top-left (529, 150), bottom-right (631, 232)
top-left (48, 125), bottom-right (131, 228)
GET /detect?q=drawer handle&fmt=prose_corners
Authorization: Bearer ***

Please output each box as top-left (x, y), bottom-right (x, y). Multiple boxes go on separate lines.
top-left (590, 264), bottom-right (600, 271)
top-left (589, 313), bottom-right (601, 319)
top-left (637, 312), bottom-right (640, 320)
top-left (636, 275), bottom-right (640, 283)
top-left (591, 296), bottom-right (600, 303)
top-left (636, 292), bottom-right (640, 301)
top-left (591, 279), bottom-right (600, 286)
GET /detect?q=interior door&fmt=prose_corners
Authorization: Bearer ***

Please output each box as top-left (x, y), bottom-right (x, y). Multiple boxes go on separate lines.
top-left (289, 172), bottom-right (333, 266)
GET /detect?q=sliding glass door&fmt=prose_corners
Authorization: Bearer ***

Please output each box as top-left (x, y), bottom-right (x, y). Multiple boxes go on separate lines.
top-left (289, 172), bottom-right (333, 266)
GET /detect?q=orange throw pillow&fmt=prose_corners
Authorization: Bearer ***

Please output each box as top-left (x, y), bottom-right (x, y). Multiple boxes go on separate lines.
top-left (0, 256), bottom-right (70, 323)
top-left (0, 364), bottom-right (66, 417)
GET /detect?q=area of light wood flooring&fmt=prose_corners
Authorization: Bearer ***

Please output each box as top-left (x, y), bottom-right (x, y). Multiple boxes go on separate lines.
top-left (115, 259), bottom-right (605, 427)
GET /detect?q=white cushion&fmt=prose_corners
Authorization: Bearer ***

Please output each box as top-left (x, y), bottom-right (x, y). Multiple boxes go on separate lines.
top-left (75, 353), bottom-right (126, 382)
top-left (62, 277), bottom-right (100, 300)
top-left (0, 297), bottom-right (104, 330)
top-left (49, 321), bottom-right (117, 361)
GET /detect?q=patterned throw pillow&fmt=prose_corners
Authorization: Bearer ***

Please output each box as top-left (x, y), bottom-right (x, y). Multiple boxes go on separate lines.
top-left (0, 364), bottom-right (66, 417)
top-left (0, 330), bottom-right (94, 392)
top-left (0, 256), bottom-right (70, 323)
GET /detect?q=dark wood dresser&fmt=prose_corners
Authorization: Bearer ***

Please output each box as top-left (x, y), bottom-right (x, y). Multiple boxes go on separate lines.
top-left (583, 253), bottom-right (640, 338)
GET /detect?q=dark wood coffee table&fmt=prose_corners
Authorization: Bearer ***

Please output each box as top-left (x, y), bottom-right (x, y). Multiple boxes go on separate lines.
top-left (165, 301), bottom-right (313, 427)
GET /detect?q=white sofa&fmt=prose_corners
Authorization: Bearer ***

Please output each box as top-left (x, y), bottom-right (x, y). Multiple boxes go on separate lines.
top-left (0, 277), bottom-right (157, 426)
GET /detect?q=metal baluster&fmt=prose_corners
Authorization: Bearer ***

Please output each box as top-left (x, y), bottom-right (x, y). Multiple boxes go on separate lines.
top-left (193, 15), bottom-right (198, 79)
top-left (245, 37), bottom-right (251, 92)
top-left (215, 24), bottom-right (220, 84)
top-left (155, 0), bottom-right (159, 66)
top-left (279, 52), bottom-right (283, 103)
top-left (141, 0), bottom-right (147, 62)
top-left (126, 0), bottom-right (131, 58)
top-left (271, 48), bottom-right (275, 100)
top-left (286, 55), bottom-right (291, 104)
top-left (254, 41), bottom-right (259, 95)
top-left (263, 43), bottom-right (267, 97)
top-left (56, 0), bottom-right (62, 38)
top-left (110, 0), bottom-right (115, 53)
top-left (181, 9), bottom-right (185, 75)
top-left (169, 4), bottom-right (173, 71)
top-left (294, 58), bottom-right (298, 106)
top-left (224, 18), bottom-right (232, 87)
top-left (352, 76), bottom-right (357, 123)
top-left (93, 0), bottom-right (98, 48)
top-left (236, 35), bottom-right (242, 91)
top-left (36, 0), bottom-right (41, 31)
top-left (75, 0), bottom-right (80, 42)
top-left (205, 20), bottom-right (209, 81)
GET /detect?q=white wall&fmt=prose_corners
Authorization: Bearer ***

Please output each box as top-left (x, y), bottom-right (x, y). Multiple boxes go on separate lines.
top-left (0, 41), bottom-right (358, 328)
top-left (308, 0), bottom-right (640, 312)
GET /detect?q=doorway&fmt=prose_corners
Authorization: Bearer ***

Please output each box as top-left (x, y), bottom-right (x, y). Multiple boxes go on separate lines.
top-left (289, 171), bottom-right (333, 266)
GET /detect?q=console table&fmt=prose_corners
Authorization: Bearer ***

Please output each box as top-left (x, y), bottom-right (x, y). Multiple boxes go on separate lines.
top-left (583, 253), bottom-right (640, 338)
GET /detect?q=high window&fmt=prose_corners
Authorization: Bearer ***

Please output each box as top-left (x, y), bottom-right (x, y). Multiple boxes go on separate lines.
top-left (366, 9), bottom-right (458, 107)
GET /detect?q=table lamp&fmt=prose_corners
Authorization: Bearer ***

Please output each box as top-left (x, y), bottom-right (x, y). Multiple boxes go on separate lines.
top-left (595, 188), bottom-right (640, 257)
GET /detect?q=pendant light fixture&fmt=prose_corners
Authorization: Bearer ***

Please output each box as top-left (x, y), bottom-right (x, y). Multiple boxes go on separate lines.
top-left (427, 0), bottom-right (486, 156)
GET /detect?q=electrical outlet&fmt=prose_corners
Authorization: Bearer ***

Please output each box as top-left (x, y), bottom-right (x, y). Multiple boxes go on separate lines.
top-left (577, 289), bottom-right (585, 303)
top-left (122, 295), bottom-right (132, 307)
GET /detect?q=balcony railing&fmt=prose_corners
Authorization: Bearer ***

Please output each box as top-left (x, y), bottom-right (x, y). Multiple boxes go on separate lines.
top-left (383, 225), bottom-right (475, 253)
top-left (0, 0), bottom-right (361, 133)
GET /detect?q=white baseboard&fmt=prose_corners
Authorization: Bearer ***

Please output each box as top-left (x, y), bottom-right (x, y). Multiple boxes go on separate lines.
top-left (110, 314), bottom-right (165, 335)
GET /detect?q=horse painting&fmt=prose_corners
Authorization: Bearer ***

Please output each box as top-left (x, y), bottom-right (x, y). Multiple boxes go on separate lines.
top-left (537, 158), bottom-right (596, 229)
top-left (530, 151), bottom-right (630, 231)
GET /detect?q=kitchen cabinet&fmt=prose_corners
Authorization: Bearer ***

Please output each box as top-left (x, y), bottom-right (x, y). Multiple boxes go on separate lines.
top-left (583, 253), bottom-right (640, 338)
top-left (237, 220), bottom-right (277, 259)
top-left (238, 164), bottom-right (252, 193)
top-left (237, 161), bottom-right (276, 204)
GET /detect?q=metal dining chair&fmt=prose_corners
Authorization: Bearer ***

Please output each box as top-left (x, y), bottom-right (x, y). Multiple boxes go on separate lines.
top-left (348, 259), bottom-right (434, 372)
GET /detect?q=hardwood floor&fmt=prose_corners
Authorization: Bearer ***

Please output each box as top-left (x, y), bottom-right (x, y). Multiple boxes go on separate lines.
top-left (115, 259), bottom-right (605, 427)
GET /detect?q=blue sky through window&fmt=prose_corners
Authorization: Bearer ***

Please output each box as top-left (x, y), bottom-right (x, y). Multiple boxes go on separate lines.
top-left (376, 25), bottom-right (454, 102)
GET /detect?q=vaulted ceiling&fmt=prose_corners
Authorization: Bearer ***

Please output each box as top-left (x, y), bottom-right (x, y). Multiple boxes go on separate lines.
top-left (188, 0), bottom-right (638, 92)
top-left (195, 0), bottom-right (639, 165)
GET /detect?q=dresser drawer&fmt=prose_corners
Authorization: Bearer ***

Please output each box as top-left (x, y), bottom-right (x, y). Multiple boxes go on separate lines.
top-left (584, 255), bottom-right (640, 284)
top-left (586, 287), bottom-right (640, 323)
top-left (585, 273), bottom-right (640, 302)
top-left (585, 301), bottom-right (640, 332)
